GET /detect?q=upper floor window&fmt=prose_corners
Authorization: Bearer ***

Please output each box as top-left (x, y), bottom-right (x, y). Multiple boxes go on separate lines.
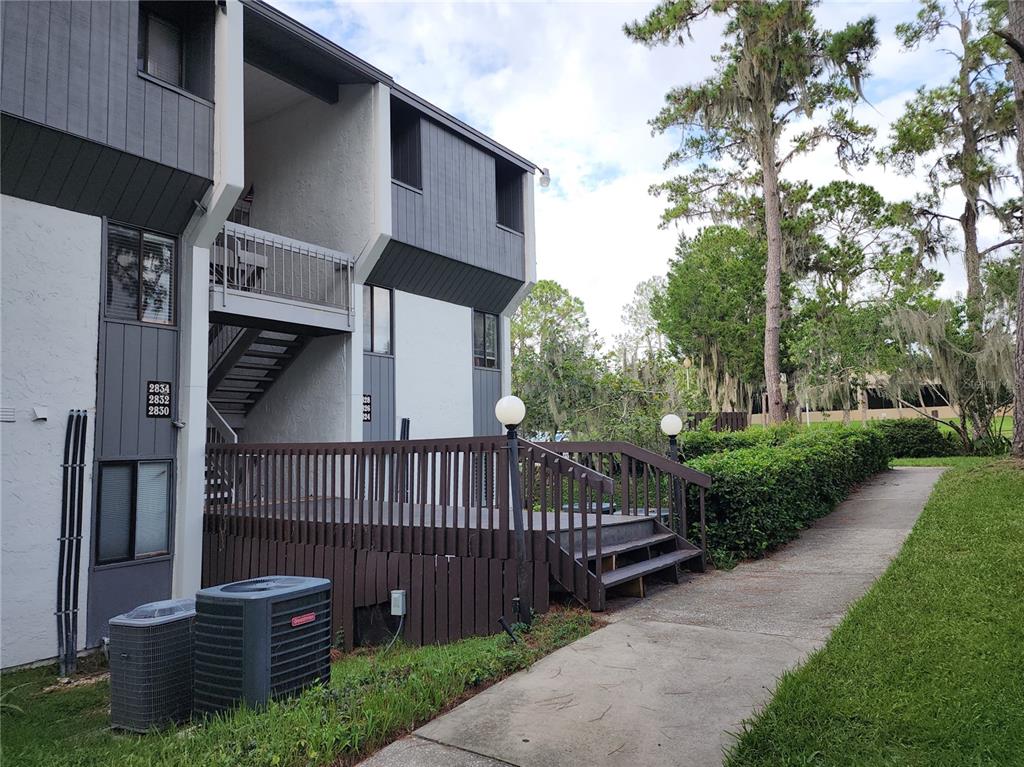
top-left (139, 2), bottom-right (215, 100)
top-left (363, 285), bottom-right (393, 355)
top-left (495, 158), bottom-right (524, 233)
top-left (106, 224), bottom-right (176, 325)
top-left (142, 11), bottom-right (183, 87)
top-left (391, 101), bottom-right (422, 190)
top-left (473, 311), bottom-right (499, 369)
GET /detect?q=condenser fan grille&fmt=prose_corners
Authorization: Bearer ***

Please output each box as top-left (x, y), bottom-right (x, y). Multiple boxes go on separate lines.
top-left (193, 600), bottom-right (244, 715)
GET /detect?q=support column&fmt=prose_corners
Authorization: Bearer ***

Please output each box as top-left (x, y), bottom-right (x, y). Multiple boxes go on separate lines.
top-left (172, 244), bottom-right (210, 598)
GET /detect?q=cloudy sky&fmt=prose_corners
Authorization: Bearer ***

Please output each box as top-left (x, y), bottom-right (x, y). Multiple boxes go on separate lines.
top-left (274, 0), bottom-right (999, 342)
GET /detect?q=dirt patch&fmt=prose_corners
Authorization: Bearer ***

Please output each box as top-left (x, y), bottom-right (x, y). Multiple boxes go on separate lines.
top-left (41, 672), bottom-right (109, 694)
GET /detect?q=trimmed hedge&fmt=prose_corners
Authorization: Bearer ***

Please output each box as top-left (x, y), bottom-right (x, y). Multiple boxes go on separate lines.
top-left (688, 428), bottom-right (890, 567)
top-left (678, 422), bottom-right (798, 460)
top-left (869, 418), bottom-right (958, 458)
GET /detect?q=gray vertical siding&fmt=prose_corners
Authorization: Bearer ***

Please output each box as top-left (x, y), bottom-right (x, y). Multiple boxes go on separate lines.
top-left (472, 368), bottom-right (503, 436)
top-left (97, 322), bottom-right (178, 460)
top-left (1, 1), bottom-right (213, 179)
top-left (362, 353), bottom-right (395, 440)
top-left (390, 118), bottom-right (525, 282)
top-left (88, 238), bottom-right (179, 645)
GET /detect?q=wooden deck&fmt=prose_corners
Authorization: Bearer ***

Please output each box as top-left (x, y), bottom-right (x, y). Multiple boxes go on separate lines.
top-left (203, 437), bottom-right (709, 650)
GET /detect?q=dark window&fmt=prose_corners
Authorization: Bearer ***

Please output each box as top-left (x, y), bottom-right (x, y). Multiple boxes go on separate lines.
top-left (96, 461), bottom-right (171, 565)
top-left (106, 224), bottom-right (175, 325)
top-left (142, 12), bottom-right (182, 87)
top-left (473, 311), bottom-right (499, 369)
top-left (495, 158), bottom-right (524, 232)
top-left (139, 2), bottom-right (215, 100)
top-left (920, 385), bottom-right (949, 408)
top-left (363, 285), bottom-right (393, 355)
top-left (391, 101), bottom-right (422, 189)
top-left (866, 388), bottom-right (896, 410)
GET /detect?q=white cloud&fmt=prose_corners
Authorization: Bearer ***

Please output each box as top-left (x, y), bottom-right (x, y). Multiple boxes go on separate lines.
top-left (272, 0), bottom-right (1013, 341)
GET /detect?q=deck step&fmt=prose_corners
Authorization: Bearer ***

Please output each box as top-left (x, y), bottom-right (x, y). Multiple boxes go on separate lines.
top-left (601, 549), bottom-right (702, 589)
top-left (581, 532), bottom-right (677, 561)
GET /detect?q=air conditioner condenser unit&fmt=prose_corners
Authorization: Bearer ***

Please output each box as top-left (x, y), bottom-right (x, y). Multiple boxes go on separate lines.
top-left (193, 576), bottom-right (331, 715)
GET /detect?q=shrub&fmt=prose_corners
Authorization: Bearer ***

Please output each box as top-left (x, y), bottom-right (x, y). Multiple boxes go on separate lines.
top-left (869, 418), bottom-right (958, 457)
top-left (688, 428), bottom-right (890, 567)
top-left (678, 422), bottom-right (797, 460)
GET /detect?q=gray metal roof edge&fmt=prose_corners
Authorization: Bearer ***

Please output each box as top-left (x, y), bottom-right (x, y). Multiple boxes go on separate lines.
top-left (242, 0), bottom-right (539, 173)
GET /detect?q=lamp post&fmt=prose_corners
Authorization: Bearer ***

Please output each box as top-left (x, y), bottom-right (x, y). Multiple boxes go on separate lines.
top-left (495, 395), bottom-right (531, 626)
top-left (660, 414), bottom-right (684, 537)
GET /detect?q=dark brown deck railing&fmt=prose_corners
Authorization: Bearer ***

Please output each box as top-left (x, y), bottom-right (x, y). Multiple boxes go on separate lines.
top-left (532, 441), bottom-right (711, 559)
top-left (204, 438), bottom-right (617, 611)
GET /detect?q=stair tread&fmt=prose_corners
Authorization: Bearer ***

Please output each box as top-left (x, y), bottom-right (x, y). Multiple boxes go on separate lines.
top-left (223, 374), bottom-right (273, 382)
top-left (243, 350), bottom-right (294, 359)
top-left (233, 359), bottom-right (282, 367)
top-left (581, 532), bottom-right (678, 560)
top-left (601, 549), bottom-right (701, 588)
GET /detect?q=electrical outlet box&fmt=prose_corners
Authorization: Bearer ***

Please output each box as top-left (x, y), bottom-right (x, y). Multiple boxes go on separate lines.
top-left (390, 589), bottom-right (406, 617)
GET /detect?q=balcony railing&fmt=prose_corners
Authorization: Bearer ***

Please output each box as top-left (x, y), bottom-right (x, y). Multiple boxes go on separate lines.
top-left (210, 222), bottom-right (354, 312)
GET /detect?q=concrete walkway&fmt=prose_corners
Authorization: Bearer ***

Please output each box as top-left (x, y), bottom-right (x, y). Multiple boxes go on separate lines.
top-left (360, 467), bottom-right (943, 767)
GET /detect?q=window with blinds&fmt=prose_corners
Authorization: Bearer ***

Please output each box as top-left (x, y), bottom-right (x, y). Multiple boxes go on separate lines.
top-left (473, 311), bottom-right (499, 369)
top-left (106, 225), bottom-right (175, 325)
top-left (96, 461), bottom-right (171, 565)
top-left (138, 2), bottom-right (215, 100)
top-left (97, 465), bottom-right (133, 563)
top-left (143, 12), bottom-right (183, 87)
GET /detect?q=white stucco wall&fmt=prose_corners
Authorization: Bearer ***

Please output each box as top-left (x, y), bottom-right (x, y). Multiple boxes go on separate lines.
top-left (1, 195), bottom-right (101, 668)
top-left (243, 334), bottom-right (352, 443)
top-left (244, 83), bottom-right (377, 258)
top-left (393, 291), bottom-right (474, 439)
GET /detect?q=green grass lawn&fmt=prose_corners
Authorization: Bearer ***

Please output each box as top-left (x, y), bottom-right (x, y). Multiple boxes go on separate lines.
top-left (1, 607), bottom-right (595, 767)
top-left (890, 456), bottom-right (993, 468)
top-left (725, 459), bottom-right (1024, 767)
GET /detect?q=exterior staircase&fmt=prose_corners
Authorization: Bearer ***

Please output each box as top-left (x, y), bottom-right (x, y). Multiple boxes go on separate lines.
top-left (550, 516), bottom-right (703, 602)
top-left (207, 324), bottom-right (311, 425)
top-left (527, 440), bottom-right (711, 610)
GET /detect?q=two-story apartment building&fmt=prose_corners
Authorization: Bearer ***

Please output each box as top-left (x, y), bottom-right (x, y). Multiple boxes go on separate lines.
top-left (1, 0), bottom-right (537, 669)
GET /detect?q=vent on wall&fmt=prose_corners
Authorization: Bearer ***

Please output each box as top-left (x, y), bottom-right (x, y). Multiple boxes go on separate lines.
top-left (0, 407), bottom-right (14, 423)
top-left (193, 576), bottom-right (331, 715)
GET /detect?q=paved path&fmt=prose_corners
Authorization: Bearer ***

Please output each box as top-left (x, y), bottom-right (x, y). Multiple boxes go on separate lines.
top-left (360, 467), bottom-right (943, 767)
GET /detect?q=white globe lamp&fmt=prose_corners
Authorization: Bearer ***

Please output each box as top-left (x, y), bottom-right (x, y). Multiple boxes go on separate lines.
top-left (495, 395), bottom-right (526, 430)
top-left (660, 413), bottom-right (683, 438)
